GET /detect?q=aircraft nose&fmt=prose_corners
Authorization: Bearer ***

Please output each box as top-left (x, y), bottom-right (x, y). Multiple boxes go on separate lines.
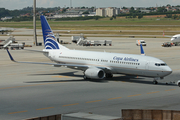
top-left (164, 66), bottom-right (172, 76)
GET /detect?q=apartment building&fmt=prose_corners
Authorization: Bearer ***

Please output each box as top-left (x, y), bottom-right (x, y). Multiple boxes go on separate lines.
top-left (96, 7), bottom-right (120, 17)
top-left (105, 7), bottom-right (116, 17)
top-left (96, 8), bottom-right (106, 16)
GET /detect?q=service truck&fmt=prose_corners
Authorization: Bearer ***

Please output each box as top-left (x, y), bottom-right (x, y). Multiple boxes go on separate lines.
top-left (136, 40), bottom-right (146, 46)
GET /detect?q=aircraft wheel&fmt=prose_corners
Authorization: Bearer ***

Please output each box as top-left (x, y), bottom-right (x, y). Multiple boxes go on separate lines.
top-left (153, 80), bottom-right (158, 84)
top-left (83, 75), bottom-right (87, 80)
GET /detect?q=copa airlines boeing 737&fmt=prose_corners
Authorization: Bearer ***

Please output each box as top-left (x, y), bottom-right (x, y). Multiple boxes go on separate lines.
top-left (6, 15), bottom-right (172, 84)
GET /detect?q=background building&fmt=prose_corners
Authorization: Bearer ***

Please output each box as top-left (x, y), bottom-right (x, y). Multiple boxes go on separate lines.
top-left (105, 7), bottom-right (116, 17)
top-left (96, 8), bottom-right (105, 17)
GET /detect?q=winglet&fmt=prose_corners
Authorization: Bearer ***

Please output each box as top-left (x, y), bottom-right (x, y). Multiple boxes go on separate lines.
top-left (6, 49), bottom-right (15, 61)
top-left (140, 44), bottom-right (145, 55)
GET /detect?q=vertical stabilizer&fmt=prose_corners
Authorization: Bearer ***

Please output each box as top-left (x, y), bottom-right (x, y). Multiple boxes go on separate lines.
top-left (40, 15), bottom-right (68, 50)
top-left (140, 44), bottom-right (145, 55)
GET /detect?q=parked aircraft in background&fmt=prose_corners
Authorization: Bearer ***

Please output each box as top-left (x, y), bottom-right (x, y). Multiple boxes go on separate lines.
top-left (170, 34), bottom-right (180, 43)
top-left (6, 15), bottom-right (172, 84)
top-left (163, 31), bottom-right (180, 43)
top-left (0, 28), bottom-right (14, 34)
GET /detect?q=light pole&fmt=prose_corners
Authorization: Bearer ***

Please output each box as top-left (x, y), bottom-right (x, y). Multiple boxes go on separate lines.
top-left (33, 0), bottom-right (37, 46)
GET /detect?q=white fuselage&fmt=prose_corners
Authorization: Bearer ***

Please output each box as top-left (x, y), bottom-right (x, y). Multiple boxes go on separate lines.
top-left (171, 34), bottom-right (180, 43)
top-left (44, 49), bottom-right (172, 78)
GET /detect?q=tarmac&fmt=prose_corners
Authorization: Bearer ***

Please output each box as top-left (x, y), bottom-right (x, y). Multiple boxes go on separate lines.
top-left (0, 35), bottom-right (180, 120)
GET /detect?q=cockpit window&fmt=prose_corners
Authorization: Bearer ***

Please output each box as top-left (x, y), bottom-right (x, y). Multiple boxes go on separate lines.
top-left (161, 63), bottom-right (167, 66)
top-left (155, 63), bottom-right (160, 66)
top-left (155, 63), bottom-right (167, 66)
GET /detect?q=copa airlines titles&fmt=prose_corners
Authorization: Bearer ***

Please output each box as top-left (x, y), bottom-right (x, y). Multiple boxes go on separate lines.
top-left (113, 56), bottom-right (139, 62)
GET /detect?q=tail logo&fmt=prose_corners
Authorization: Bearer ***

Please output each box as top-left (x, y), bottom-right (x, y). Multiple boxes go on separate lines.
top-left (44, 30), bottom-right (60, 49)
top-left (41, 15), bottom-right (60, 50)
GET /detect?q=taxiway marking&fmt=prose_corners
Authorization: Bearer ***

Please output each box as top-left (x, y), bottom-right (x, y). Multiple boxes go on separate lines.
top-left (147, 91), bottom-right (159, 94)
top-left (8, 111), bottom-right (27, 114)
top-left (128, 94), bottom-right (141, 97)
top-left (63, 103), bottom-right (79, 107)
top-left (7, 88), bottom-right (177, 115)
top-left (36, 107), bottom-right (54, 110)
top-left (108, 97), bottom-right (122, 100)
top-left (165, 89), bottom-right (175, 91)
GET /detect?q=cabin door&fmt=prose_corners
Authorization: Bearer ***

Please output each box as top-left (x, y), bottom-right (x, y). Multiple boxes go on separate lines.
top-left (145, 61), bottom-right (149, 70)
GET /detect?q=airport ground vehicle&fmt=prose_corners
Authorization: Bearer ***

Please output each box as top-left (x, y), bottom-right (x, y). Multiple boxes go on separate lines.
top-left (136, 40), bottom-right (146, 46)
top-left (10, 43), bottom-right (24, 50)
top-left (82, 40), bottom-right (112, 46)
top-left (161, 42), bottom-right (173, 47)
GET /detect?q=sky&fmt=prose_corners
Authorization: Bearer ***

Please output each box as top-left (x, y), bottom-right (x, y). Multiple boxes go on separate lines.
top-left (1, 0), bottom-right (180, 10)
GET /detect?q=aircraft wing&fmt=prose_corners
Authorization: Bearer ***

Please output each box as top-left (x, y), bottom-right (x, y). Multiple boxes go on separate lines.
top-left (163, 35), bottom-right (172, 38)
top-left (6, 49), bottom-right (110, 72)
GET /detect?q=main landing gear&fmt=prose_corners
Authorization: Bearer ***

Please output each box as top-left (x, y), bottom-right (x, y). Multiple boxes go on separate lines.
top-left (153, 80), bottom-right (158, 84)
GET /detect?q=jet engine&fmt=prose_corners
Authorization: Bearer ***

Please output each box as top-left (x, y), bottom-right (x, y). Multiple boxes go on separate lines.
top-left (84, 68), bottom-right (105, 79)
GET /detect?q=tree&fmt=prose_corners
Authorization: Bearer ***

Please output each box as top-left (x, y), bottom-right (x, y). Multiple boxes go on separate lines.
top-left (122, 6), bottom-right (127, 9)
top-left (95, 17), bottom-right (99, 20)
top-left (132, 14), bottom-right (136, 18)
top-left (138, 14), bottom-right (143, 19)
top-left (172, 14), bottom-right (179, 19)
top-left (129, 7), bottom-right (135, 13)
top-left (110, 17), bottom-right (113, 20)
top-left (165, 14), bottom-right (172, 18)
top-left (62, 8), bottom-right (66, 13)
top-left (157, 7), bottom-right (167, 12)
top-left (112, 15), bottom-right (116, 19)
top-left (166, 4), bottom-right (171, 7)
top-left (81, 6), bottom-right (85, 9)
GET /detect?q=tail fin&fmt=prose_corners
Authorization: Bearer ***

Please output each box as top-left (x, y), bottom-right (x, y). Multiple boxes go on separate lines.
top-left (140, 44), bottom-right (145, 55)
top-left (40, 15), bottom-right (68, 50)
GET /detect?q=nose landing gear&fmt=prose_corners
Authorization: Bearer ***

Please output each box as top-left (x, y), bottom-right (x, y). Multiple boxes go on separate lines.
top-left (153, 77), bottom-right (161, 84)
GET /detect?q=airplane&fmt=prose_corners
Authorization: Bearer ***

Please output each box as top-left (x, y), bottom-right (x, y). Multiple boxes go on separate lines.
top-left (6, 15), bottom-right (172, 84)
top-left (0, 27), bottom-right (14, 34)
top-left (170, 34), bottom-right (180, 43)
top-left (163, 31), bottom-right (180, 43)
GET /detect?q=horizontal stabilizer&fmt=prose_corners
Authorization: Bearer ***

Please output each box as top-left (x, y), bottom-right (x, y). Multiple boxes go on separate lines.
top-left (23, 49), bottom-right (49, 53)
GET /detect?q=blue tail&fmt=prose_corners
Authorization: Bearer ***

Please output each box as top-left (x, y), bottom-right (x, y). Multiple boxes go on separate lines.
top-left (140, 44), bottom-right (145, 55)
top-left (40, 15), bottom-right (60, 50)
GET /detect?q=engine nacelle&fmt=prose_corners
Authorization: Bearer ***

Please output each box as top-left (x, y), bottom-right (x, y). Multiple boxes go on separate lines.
top-left (177, 80), bottom-right (180, 87)
top-left (84, 68), bottom-right (105, 79)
